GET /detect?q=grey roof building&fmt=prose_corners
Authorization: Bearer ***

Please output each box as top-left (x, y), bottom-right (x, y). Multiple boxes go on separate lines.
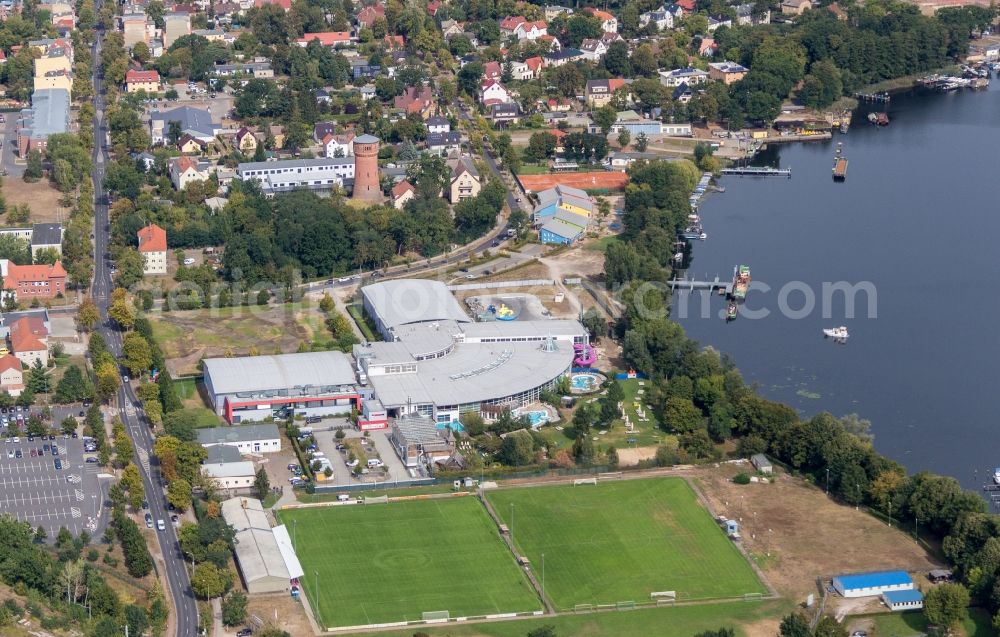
top-left (197, 424), bottom-right (281, 451)
top-left (221, 498), bottom-right (303, 594)
top-left (149, 106), bottom-right (217, 144)
top-left (31, 223), bottom-right (63, 251)
top-left (17, 88), bottom-right (70, 155)
top-left (205, 444), bottom-right (243, 464)
top-left (203, 351), bottom-right (360, 423)
top-left (360, 279), bottom-right (472, 340)
top-left (236, 157), bottom-right (355, 196)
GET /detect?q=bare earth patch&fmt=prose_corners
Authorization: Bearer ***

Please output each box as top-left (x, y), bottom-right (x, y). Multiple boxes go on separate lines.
top-left (692, 464), bottom-right (941, 601)
top-left (5, 179), bottom-right (68, 223)
top-left (244, 592), bottom-right (315, 636)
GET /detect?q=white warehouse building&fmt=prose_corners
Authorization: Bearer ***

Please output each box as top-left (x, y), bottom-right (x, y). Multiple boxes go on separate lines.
top-left (236, 157), bottom-right (355, 196)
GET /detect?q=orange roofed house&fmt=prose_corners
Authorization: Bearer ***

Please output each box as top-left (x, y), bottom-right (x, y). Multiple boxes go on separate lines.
top-left (1, 260), bottom-right (66, 301)
top-left (0, 355), bottom-right (24, 396)
top-left (8, 317), bottom-right (49, 367)
top-left (137, 223), bottom-right (168, 275)
top-left (394, 86), bottom-right (436, 119)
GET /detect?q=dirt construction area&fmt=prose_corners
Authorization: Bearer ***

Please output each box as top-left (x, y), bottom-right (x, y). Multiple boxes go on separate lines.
top-left (518, 171), bottom-right (628, 192)
top-left (692, 463), bottom-right (941, 601)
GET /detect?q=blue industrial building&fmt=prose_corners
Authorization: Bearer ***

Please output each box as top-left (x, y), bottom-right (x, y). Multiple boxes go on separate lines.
top-left (832, 571), bottom-right (914, 598)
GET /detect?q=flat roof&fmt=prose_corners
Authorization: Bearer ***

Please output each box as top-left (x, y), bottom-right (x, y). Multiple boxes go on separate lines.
top-left (272, 524), bottom-right (304, 579)
top-left (237, 157), bottom-right (354, 173)
top-left (28, 88), bottom-right (69, 138)
top-left (198, 424), bottom-right (280, 445)
top-left (362, 279), bottom-right (471, 333)
top-left (883, 589), bottom-right (923, 603)
top-left (204, 351), bottom-right (356, 395)
top-left (202, 461), bottom-right (256, 478)
top-left (834, 571), bottom-right (912, 590)
top-left (205, 445), bottom-right (242, 463)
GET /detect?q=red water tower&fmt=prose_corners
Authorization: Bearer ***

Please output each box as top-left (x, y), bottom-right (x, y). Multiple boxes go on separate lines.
top-left (352, 134), bottom-right (382, 202)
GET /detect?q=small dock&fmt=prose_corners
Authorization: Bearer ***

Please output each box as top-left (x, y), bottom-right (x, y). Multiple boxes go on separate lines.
top-left (668, 276), bottom-right (731, 295)
top-left (720, 166), bottom-right (791, 178)
top-left (854, 91), bottom-right (891, 103)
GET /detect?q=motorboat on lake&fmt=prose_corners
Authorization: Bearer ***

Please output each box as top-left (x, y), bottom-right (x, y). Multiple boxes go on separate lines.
top-left (823, 326), bottom-right (849, 339)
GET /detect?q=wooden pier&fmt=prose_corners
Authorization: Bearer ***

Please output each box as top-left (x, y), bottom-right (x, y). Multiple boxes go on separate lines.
top-left (720, 166), bottom-right (791, 178)
top-left (854, 91), bottom-right (891, 103)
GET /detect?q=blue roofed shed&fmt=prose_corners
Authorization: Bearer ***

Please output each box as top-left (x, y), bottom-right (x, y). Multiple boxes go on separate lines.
top-left (882, 589), bottom-right (924, 611)
top-left (833, 571), bottom-right (913, 598)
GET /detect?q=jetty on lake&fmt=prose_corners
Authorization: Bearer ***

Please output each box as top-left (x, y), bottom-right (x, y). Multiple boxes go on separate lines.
top-left (720, 166), bottom-right (791, 178)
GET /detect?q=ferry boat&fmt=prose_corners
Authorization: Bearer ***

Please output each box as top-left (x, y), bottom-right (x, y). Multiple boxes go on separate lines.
top-left (832, 157), bottom-right (848, 181)
top-left (823, 326), bottom-right (849, 339)
top-left (731, 265), bottom-right (751, 300)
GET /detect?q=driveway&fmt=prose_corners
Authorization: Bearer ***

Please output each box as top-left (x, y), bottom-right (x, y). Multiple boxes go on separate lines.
top-left (0, 115), bottom-right (23, 178)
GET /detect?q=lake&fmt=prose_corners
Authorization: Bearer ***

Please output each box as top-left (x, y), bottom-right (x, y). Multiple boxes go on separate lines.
top-left (675, 80), bottom-right (1000, 492)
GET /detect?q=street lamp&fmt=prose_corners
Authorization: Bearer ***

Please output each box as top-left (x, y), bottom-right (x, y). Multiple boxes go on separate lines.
top-left (510, 503), bottom-right (515, 549)
top-left (825, 468), bottom-right (830, 495)
top-left (541, 552), bottom-right (545, 603)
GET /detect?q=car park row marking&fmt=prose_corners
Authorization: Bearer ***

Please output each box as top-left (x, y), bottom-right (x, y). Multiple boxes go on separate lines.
top-left (0, 490), bottom-right (78, 506)
top-left (0, 460), bottom-right (63, 474)
top-left (9, 506), bottom-right (78, 522)
top-left (0, 475), bottom-right (65, 487)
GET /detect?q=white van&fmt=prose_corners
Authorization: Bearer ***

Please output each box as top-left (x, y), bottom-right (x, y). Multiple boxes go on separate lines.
top-left (311, 451), bottom-right (326, 459)
top-left (337, 493), bottom-right (350, 502)
top-left (367, 458), bottom-right (383, 468)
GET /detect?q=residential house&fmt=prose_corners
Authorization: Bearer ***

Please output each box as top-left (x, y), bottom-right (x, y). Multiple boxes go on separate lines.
top-left (707, 15), bottom-right (732, 31)
top-left (122, 12), bottom-right (152, 47)
top-left (708, 61), bottom-right (748, 85)
top-left (780, 0), bottom-right (810, 14)
top-left (600, 31), bottom-right (623, 46)
top-left (509, 60), bottom-right (533, 80)
top-left (698, 37), bottom-right (716, 56)
top-left (441, 20), bottom-right (464, 38)
top-left (483, 61), bottom-right (502, 80)
top-left (580, 38), bottom-right (607, 62)
top-left (640, 6), bottom-right (674, 30)
top-left (537, 34), bottom-right (562, 51)
top-left (543, 48), bottom-right (583, 67)
top-left (584, 7), bottom-right (617, 32)
top-left (674, 0), bottom-right (695, 11)
top-left (515, 20), bottom-right (548, 40)
top-left (426, 131), bottom-right (461, 156)
top-left (313, 121), bottom-right (336, 142)
top-left (29, 223), bottom-right (63, 258)
top-left (826, 2), bottom-right (847, 20)
top-left (383, 34), bottom-right (404, 49)
top-left (150, 106), bottom-right (217, 144)
top-left (253, 0), bottom-right (292, 10)
top-left (8, 317), bottom-right (48, 367)
top-left (426, 116), bottom-right (450, 134)
top-left (490, 102), bottom-right (521, 127)
top-left (235, 127), bottom-right (257, 154)
top-left (672, 82), bottom-right (693, 103)
top-left (213, 62), bottom-right (274, 78)
top-left (1, 261), bottom-right (66, 301)
top-left (192, 28), bottom-right (226, 41)
top-left (137, 223), bottom-right (168, 275)
top-left (524, 56), bottom-right (545, 78)
top-left (356, 4), bottom-right (385, 28)
top-left (544, 5), bottom-right (572, 20)
top-left (659, 67), bottom-right (709, 87)
top-left (394, 86), bottom-right (435, 118)
top-left (390, 180), bottom-right (415, 209)
top-left (426, 0), bottom-right (441, 15)
top-left (0, 355), bottom-right (23, 396)
top-left (447, 155), bottom-right (480, 203)
top-left (177, 134), bottom-right (208, 154)
top-left (296, 31), bottom-right (354, 47)
top-left (480, 79), bottom-right (511, 106)
top-left (168, 155), bottom-right (211, 190)
top-left (323, 132), bottom-right (355, 157)
top-left (125, 69), bottom-right (159, 93)
top-left (585, 78), bottom-right (627, 107)
top-left (735, 3), bottom-right (770, 25)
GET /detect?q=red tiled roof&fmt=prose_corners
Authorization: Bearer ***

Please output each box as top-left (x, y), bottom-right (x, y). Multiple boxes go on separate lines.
top-left (391, 180), bottom-right (415, 199)
top-left (0, 354), bottom-right (21, 374)
top-left (137, 223), bottom-right (167, 253)
top-left (384, 34), bottom-right (404, 48)
top-left (500, 15), bottom-right (526, 30)
top-left (3, 262), bottom-right (66, 291)
top-left (427, 0), bottom-right (441, 14)
top-left (254, 0), bottom-right (291, 9)
top-left (525, 56), bottom-right (544, 72)
top-left (9, 317), bottom-right (47, 353)
top-left (297, 31), bottom-right (352, 46)
top-left (126, 69), bottom-right (160, 83)
top-left (676, 0), bottom-right (695, 10)
top-left (174, 155), bottom-right (199, 173)
top-left (483, 61), bottom-right (502, 79)
top-left (585, 7), bottom-right (614, 21)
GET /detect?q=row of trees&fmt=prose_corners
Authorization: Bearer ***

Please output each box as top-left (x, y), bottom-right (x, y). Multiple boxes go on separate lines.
top-left (612, 157), bottom-right (1000, 627)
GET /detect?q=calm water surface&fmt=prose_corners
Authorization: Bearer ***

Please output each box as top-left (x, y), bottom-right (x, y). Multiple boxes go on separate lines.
top-left (675, 81), bottom-right (1000, 489)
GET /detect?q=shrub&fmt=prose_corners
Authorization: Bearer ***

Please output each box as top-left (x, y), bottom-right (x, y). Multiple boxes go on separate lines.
top-left (733, 473), bottom-right (751, 485)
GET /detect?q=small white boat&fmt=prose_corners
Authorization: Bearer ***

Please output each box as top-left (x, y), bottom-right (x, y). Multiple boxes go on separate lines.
top-left (823, 326), bottom-right (849, 339)
top-left (993, 467), bottom-right (1000, 485)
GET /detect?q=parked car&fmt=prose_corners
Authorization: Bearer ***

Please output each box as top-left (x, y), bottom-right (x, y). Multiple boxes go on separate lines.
top-left (53, 459), bottom-right (62, 470)
top-left (145, 514), bottom-right (153, 528)
top-left (237, 629), bottom-right (253, 637)
top-left (85, 457), bottom-right (98, 463)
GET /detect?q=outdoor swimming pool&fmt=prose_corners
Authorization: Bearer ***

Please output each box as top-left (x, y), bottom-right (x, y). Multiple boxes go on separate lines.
top-left (571, 373), bottom-right (605, 392)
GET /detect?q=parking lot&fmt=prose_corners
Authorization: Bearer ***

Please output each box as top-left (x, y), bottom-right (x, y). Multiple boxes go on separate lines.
top-left (306, 425), bottom-right (410, 488)
top-left (0, 436), bottom-right (107, 538)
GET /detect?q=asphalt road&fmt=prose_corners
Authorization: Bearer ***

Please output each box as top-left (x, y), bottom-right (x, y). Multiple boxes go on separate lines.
top-left (88, 22), bottom-right (198, 637)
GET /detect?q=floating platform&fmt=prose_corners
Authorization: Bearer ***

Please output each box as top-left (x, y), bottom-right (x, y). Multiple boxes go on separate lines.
top-left (720, 166), bottom-right (791, 177)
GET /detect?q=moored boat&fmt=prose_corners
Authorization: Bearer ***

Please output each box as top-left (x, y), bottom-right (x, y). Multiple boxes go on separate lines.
top-left (731, 265), bottom-right (751, 300)
top-left (726, 302), bottom-right (738, 321)
top-left (823, 326), bottom-right (849, 339)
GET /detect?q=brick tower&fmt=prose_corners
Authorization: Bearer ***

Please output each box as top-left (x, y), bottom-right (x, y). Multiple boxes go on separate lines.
top-left (352, 134), bottom-right (382, 202)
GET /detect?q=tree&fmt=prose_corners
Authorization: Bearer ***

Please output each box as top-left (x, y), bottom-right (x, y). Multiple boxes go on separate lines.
top-left (592, 106), bottom-right (617, 135)
top-left (634, 132), bottom-right (649, 152)
top-left (190, 562), bottom-right (233, 599)
top-left (60, 416), bottom-right (78, 436)
top-left (812, 617), bottom-right (846, 637)
top-left (221, 591), bottom-right (248, 626)
top-left (572, 433), bottom-right (594, 465)
top-left (96, 361), bottom-right (121, 399)
top-left (115, 248), bottom-right (146, 288)
top-left (121, 333), bottom-right (152, 376)
top-left (779, 613), bottom-right (810, 637)
top-left (24, 150), bottom-right (42, 181)
top-left (924, 583), bottom-right (969, 629)
top-left (527, 627), bottom-right (556, 637)
top-left (499, 430), bottom-right (534, 466)
top-left (120, 463), bottom-right (145, 510)
top-left (26, 360), bottom-right (50, 395)
top-left (124, 605), bottom-right (149, 637)
top-left (617, 128), bottom-right (631, 150)
top-left (108, 295), bottom-right (136, 330)
top-left (253, 467), bottom-right (270, 500)
top-left (662, 397), bottom-right (703, 433)
top-left (167, 478), bottom-right (192, 512)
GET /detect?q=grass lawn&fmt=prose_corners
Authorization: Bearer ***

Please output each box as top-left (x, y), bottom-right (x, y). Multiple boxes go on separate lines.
top-left (866, 607), bottom-right (993, 637)
top-left (277, 498), bottom-right (541, 628)
top-left (364, 599), bottom-right (787, 637)
top-left (585, 235), bottom-right (621, 252)
top-left (173, 377), bottom-right (198, 401)
top-left (516, 164), bottom-right (551, 175)
top-left (486, 478), bottom-right (765, 609)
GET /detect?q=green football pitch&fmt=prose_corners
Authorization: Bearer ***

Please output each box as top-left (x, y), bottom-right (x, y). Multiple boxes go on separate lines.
top-left (277, 498), bottom-right (542, 628)
top-left (485, 478), bottom-right (766, 609)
